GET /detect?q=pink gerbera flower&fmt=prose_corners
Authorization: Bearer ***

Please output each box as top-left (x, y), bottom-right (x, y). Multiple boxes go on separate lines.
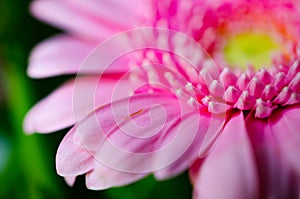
top-left (24, 0), bottom-right (300, 198)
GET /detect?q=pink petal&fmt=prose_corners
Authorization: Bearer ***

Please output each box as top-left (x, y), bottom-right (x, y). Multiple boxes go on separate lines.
top-left (269, 105), bottom-right (300, 175)
top-left (63, 0), bottom-right (149, 29)
top-left (28, 35), bottom-right (94, 78)
top-left (64, 176), bottom-right (76, 187)
top-left (75, 93), bottom-right (179, 149)
top-left (154, 112), bottom-right (224, 180)
top-left (56, 128), bottom-right (93, 177)
top-left (198, 112), bottom-right (225, 157)
top-left (193, 112), bottom-right (258, 199)
top-left (28, 35), bottom-right (129, 78)
top-left (246, 115), bottom-right (299, 199)
top-left (23, 76), bottom-right (133, 134)
top-left (23, 78), bottom-right (77, 134)
top-left (30, 0), bottom-right (150, 41)
top-left (85, 163), bottom-right (147, 190)
top-left (188, 159), bottom-right (203, 185)
top-left (31, 0), bottom-right (116, 41)
top-left (73, 93), bottom-right (193, 173)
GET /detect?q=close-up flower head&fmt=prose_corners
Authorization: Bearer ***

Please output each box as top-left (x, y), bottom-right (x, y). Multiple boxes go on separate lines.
top-left (0, 0), bottom-right (299, 198)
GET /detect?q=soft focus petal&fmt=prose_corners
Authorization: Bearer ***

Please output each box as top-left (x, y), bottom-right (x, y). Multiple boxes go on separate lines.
top-left (31, 0), bottom-right (115, 41)
top-left (270, 105), bottom-right (300, 175)
top-left (58, 128), bottom-right (148, 189)
top-left (23, 76), bottom-right (133, 134)
top-left (28, 35), bottom-right (94, 78)
top-left (154, 112), bottom-right (224, 180)
top-left (246, 114), bottom-right (300, 199)
top-left (56, 128), bottom-right (93, 176)
top-left (74, 92), bottom-right (180, 150)
top-left (153, 113), bottom-right (202, 180)
top-left (193, 112), bottom-right (258, 199)
top-left (85, 164), bottom-right (147, 190)
top-left (73, 93), bottom-right (191, 173)
top-left (24, 78), bottom-right (76, 134)
top-left (31, 0), bottom-right (149, 41)
top-left (188, 158), bottom-right (203, 185)
top-left (63, 0), bottom-right (149, 29)
top-left (64, 176), bottom-right (76, 187)
top-left (28, 35), bottom-right (129, 78)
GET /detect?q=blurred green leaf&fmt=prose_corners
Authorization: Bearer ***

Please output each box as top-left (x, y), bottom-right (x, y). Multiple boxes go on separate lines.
top-left (0, 131), bottom-right (14, 197)
top-left (150, 172), bottom-right (192, 199)
top-left (0, 133), bottom-right (10, 173)
top-left (105, 173), bottom-right (192, 199)
top-left (2, 46), bottom-right (65, 199)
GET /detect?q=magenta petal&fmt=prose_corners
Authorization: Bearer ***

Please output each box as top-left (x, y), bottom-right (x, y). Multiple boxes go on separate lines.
top-left (246, 114), bottom-right (299, 199)
top-left (188, 159), bottom-right (202, 186)
top-left (193, 112), bottom-right (258, 199)
top-left (270, 105), bottom-right (300, 175)
top-left (28, 35), bottom-right (94, 78)
top-left (85, 164), bottom-right (147, 190)
top-left (56, 128), bottom-right (93, 177)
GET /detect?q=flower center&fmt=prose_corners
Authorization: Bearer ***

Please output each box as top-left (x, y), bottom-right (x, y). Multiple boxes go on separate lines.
top-left (224, 32), bottom-right (281, 70)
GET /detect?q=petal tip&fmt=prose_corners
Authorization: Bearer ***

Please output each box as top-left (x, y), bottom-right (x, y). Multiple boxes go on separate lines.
top-left (23, 112), bottom-right (36, 134)
top-left (64, 176), bottom-right (77, 187)
top-left (85, 174), bottom-right (110, 190)
top-left (27, 62), bottom-right (51, 79)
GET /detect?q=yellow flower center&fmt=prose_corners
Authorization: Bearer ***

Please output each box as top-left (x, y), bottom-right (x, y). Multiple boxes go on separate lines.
top-left (224, 32), bottom-right (281, 70)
